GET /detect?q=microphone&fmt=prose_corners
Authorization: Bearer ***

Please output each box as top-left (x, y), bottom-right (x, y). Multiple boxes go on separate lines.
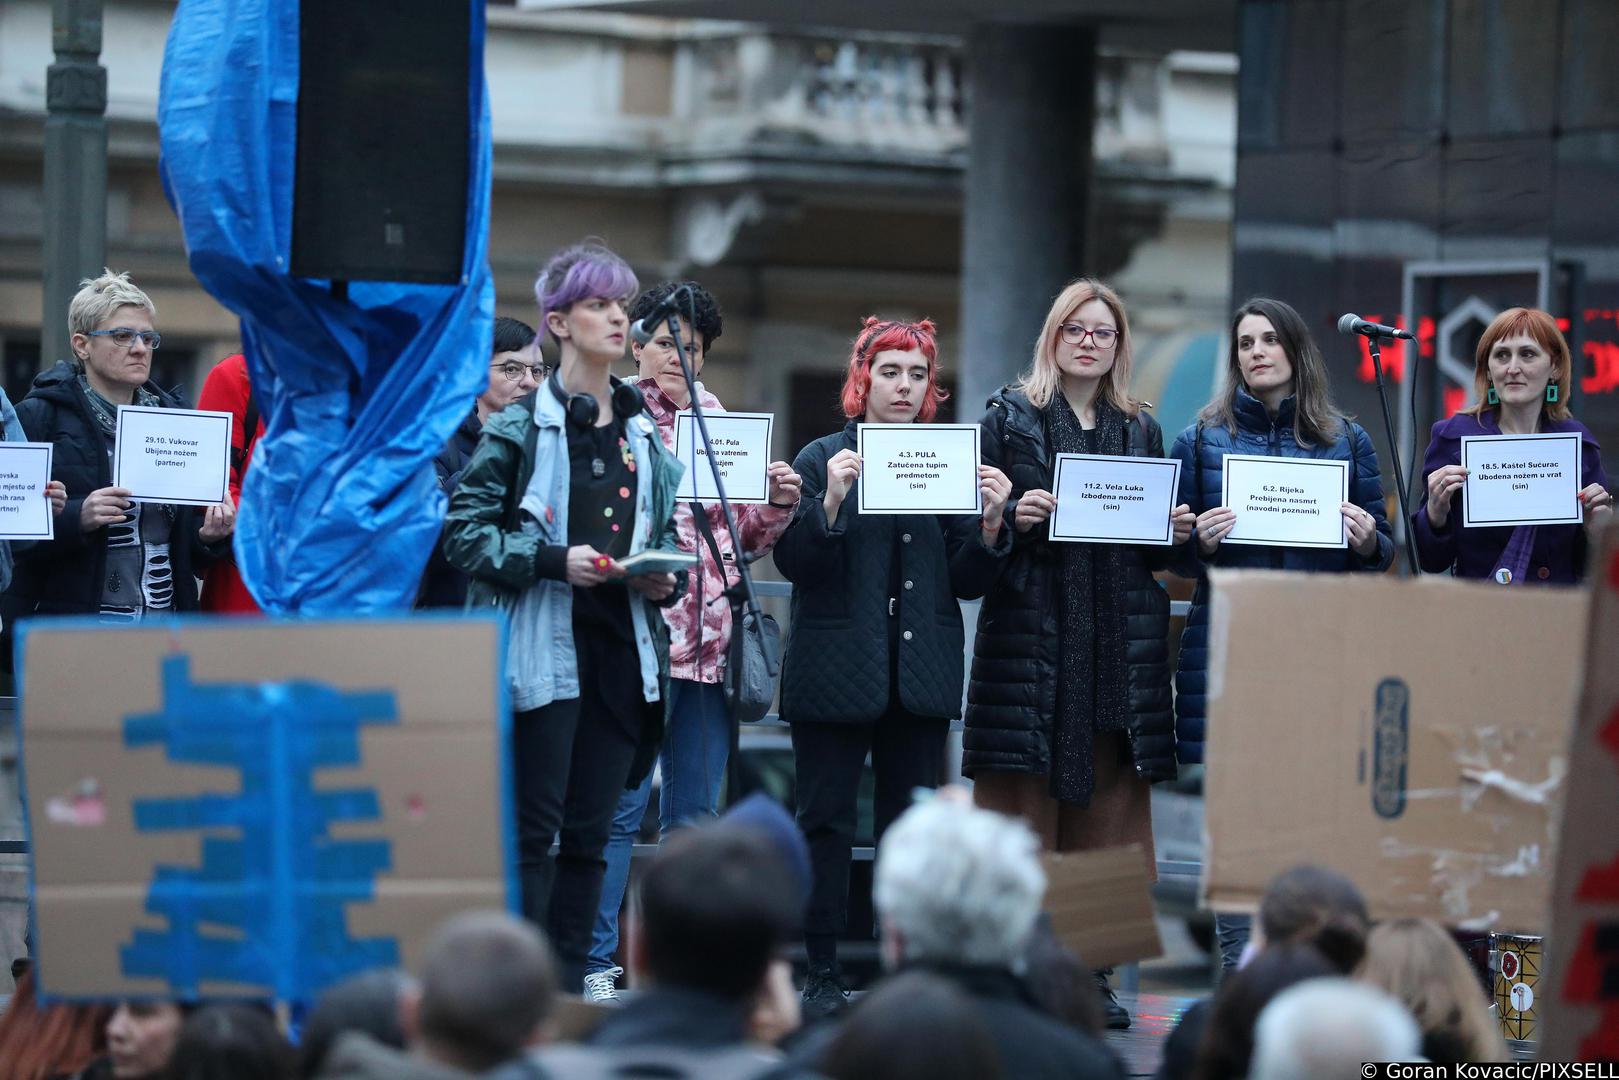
top-left (628, 285), bottom-right (693, 346)
top-left (1337, 313), bottom-right (1414, 340)
top-left (629, 318), bottom-right (659, 347)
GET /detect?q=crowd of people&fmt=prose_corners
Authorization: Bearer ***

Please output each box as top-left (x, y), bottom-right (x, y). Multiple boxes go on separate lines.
top-left (0, 795), bottom-right (1520, 1078)
top-left (0, 241), bottom-right (1609, 1071)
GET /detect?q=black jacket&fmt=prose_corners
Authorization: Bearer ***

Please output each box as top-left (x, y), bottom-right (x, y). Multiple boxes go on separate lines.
top-left (774, 421), bottom-right (1009, 725)
top-left (417, 409), bottom-right (482, 609)
top-left (911, 964), bottom-right (1126, 1080)
top-left (4, 361), bottom-right (222, 624)
top-left (963, 389), bottom-right (1177, 782)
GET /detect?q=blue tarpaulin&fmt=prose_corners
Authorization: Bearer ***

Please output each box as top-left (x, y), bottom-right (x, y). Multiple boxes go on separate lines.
top-left (156, 1), bottom-right (493, 614)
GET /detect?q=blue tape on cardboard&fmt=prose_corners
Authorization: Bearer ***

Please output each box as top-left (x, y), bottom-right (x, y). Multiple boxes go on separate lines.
top-left (120, 654), bottom-right (400, 1001)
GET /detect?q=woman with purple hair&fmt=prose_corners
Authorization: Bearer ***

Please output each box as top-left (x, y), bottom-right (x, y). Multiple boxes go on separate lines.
top-left (445, 239), bottom-right (686, 990)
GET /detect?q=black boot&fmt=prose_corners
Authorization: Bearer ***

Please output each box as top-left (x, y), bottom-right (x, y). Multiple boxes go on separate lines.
top-left (1094, 967), bottom-right (1131, 1030)
top-left (802, 934), bottom-right (850, 1018)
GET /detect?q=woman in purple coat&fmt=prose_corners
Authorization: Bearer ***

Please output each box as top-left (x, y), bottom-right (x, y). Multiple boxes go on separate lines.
top-left (1413, 307), bottom-right (1612, 583)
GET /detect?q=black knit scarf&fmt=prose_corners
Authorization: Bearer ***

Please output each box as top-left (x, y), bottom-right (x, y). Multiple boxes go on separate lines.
top-left (1048, 393), bottom-right (1128, 807)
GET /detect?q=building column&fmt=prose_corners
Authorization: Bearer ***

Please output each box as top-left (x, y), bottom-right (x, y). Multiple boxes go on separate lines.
top-left (958, 24), bottom-right (1096, 418)
top-left (43, 0), bottom-right (108, 366)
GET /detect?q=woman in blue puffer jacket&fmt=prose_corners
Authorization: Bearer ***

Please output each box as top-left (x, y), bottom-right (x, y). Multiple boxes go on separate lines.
top-left (1169, 297), bottom-right (1394, 971)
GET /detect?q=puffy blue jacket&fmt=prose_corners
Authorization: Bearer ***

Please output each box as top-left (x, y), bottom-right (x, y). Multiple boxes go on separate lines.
top-left (1169, 388), bottom-right (1394, 763)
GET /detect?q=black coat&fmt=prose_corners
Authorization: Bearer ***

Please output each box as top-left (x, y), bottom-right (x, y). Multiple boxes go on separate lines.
top-left (913, 964), bottom-right (1126, 1080)
top-left (4, 361), bottom-right (221, 622)
top-left (417, 409), bottom-right (481, 609)
top-left (963, 389), bottom-right (1177, 782)
top-left (774, 421), bottom-right (1009, 725)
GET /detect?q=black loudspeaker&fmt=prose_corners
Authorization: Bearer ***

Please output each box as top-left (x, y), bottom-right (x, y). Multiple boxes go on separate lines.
top-left (292, 0), bottom-right (471, 285)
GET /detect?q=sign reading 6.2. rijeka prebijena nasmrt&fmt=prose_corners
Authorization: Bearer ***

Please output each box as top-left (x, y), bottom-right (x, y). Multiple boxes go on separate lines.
top-left (1460, 432), bottom-right (1582, 528)
top-left (113, 405), bottom-right (232, 507)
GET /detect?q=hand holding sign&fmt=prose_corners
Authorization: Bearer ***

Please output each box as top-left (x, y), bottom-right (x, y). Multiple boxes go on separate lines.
top-left (1425, 464), bottom-right (1468, 529)
top-left (979, 466), bottom-right (1011, 534)
top-left (767, 461), bottom-right (802, 507)
top-left (1580, 482), bottom-right (1613, 523)
top-left (199, 489), bottom-right (237, 543)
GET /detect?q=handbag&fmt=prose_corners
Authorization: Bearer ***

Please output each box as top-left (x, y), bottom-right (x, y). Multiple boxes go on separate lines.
top-left (691, 502), bottom-right (782, 723)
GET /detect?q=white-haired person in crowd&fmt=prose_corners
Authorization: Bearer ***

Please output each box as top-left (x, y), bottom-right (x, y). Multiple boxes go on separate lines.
top-left (848, 793), bottom-right (1125, 1080)
top-left (1247, 979), bottom-right (1420, 1080)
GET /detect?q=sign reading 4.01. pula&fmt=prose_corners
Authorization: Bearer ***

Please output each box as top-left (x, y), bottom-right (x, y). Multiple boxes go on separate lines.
top-left (1460, 432), bottom-right (1582, 528)
top-left (113, 405), bottom-right (233, 507)
top-left (856, 423), bottom-right (982, 515)
top-left (673, 411), bottom-right (773, 504)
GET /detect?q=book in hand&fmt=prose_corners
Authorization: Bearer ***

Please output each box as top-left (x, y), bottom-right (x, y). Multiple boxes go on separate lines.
top-left (616, 549), bottom-right (700, 576)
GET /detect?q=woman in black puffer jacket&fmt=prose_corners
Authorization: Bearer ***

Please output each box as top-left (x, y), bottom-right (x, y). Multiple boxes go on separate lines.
top-left (966, 280), bottom-right (1195, 1024)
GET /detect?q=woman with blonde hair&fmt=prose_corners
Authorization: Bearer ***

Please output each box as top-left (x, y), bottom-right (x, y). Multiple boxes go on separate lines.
top-left (1358, 918), bottom-right (1510, 1064)
top-left (966, 278), bottom-right (1195, 1028)
top-left (1413, 306), bottom-right (1610, 583)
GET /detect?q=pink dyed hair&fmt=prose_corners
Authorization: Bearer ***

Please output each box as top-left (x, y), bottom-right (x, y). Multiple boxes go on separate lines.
top-left (838, 316), bottom-right (948, 421)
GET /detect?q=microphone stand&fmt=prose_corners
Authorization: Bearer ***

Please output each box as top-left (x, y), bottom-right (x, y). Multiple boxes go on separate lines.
top-left (656, 294), bottom-right (779, 807)
top-left (1365, 332), bottom-right (1419, 576)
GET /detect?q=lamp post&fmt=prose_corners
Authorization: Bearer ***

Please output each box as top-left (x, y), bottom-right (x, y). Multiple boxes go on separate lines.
top-left (43, 0), bottom-right (108, 366)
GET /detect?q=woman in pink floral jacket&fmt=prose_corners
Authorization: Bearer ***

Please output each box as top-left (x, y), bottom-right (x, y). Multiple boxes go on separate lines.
top-left (586, 280), bottom-right (802, 1001)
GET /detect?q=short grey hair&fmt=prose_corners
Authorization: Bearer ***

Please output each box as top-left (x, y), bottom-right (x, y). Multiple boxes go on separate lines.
top-left (68, 269), bottom-right (156, 338)
top-left (1249, 978), bottom-right (1421, 1080)
top-left (873, 797), bottom-right (1046, 969)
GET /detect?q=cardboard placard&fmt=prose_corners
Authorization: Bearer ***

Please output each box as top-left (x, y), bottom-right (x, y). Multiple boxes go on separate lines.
top-left (18, 617), bottom-right (512, 1002)
top-left (1541, 523), bottom-right (1619, 1060)
top-left (1049, 454), bottom-right (1181, 545)
top-left (856, 423), bottom-right (982, 515)
top-left (113, 405), bottom-right (232, 506)
top-left (0, 443), bottom-right (55, 540)
top-left (1040, 844), bottom-right (1162, 969)
top-left (1202, 570), bottom-right (1584, 933)
top-left (673, 411), bottom-right (774, 505)
top-left (1461, 432), bottom-right (1583, 528)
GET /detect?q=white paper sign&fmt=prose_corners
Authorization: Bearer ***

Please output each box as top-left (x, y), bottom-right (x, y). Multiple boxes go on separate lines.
top-left (0, 443), bottom-right (54, 541)
top-left (857, 423), bottom-right (982, 515)
top-left (1460, 432), bottom-right (1583, 528)
top-left (1220, 454), bottom-right (1349, 549)
top-left (1049, 454), bottom-right (1182, 545)
top-left (112, 405), bottom-right (232, 507)
top-left (673, 411), bottom-right (773, 504)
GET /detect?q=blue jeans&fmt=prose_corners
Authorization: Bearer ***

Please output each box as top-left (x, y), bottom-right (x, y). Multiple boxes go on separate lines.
top-left (587, 679), bottom-right (731, 975)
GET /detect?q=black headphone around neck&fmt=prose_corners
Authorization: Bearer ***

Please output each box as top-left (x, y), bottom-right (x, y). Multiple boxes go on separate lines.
top-left (547, 370), bottom-right (645, 430)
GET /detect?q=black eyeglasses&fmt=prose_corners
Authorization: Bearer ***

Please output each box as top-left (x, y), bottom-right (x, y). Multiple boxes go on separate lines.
top-left (1059, 323), bottom-right (1117, 348)
top-left (492, 360), bottom-right (545, 382)
top-left (87, 328), bottom-right (162, 350)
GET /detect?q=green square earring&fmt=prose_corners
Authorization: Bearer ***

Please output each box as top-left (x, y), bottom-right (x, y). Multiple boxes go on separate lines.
top-left (1546, 384), bottom-right (1559, 403)
top-left (1487, 384), bottom-right (1499, 405)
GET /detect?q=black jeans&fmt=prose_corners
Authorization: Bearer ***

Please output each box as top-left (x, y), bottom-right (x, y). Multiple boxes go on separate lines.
top-left (513, 676), bottom-right (642, 991)
top-left (791, 710), bottom-right (948, 967)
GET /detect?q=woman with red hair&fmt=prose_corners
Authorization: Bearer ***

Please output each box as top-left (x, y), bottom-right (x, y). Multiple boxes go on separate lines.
top-left (1413, 306), bottom-right (1610, 583)
top-left (0, 967), bottom-right (111, 1080)
top-left (774, 316), bottom-right (1013, 1016)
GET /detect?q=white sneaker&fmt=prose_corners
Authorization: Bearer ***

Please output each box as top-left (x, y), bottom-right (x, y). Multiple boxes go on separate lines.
top-left (583, 966), bottom-right (622, 1004)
